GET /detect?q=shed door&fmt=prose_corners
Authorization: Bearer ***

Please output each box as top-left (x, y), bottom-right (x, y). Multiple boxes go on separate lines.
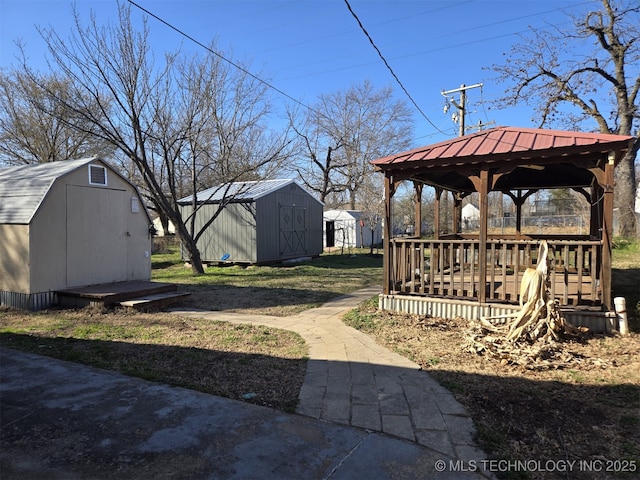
top-left (325, 221), bottom-right (335, 247)
top-left (280, 205), bottom-right (306, 257)
top-left (66, 185), bottom-right (128, 286)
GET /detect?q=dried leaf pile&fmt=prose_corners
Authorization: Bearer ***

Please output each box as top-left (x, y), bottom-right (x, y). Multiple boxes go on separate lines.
top-left (465, 313), bottom-right (607, 371)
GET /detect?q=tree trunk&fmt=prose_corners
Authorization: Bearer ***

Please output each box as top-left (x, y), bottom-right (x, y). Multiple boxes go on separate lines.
top-left (349, 188), bottom-right (356, 210)
top-left (370, 229), bottom-right (374, 255)
top-left (159, 210), bottom-right (170, 236)
top-left (174, 222), bottom-right (205, 275)
top-left (614, 147), bottom-right (638, 237)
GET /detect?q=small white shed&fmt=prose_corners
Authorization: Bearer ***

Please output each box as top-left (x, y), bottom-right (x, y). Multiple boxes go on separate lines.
top-left (152, 217), bottom-right (176, 236)
top-left (0, 158), bottom-right (152, 310)
top-left (323, 210), bottom-right (382, 248)
top-left (462, 203), bottom-right (480, 229)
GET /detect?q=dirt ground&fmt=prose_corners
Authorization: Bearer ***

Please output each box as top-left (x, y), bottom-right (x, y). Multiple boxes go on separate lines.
top-left (344, 300), bottom-right (640, 479)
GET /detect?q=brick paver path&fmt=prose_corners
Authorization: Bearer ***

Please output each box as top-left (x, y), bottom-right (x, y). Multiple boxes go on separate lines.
top-left (172, 286), bottom-right (485, 461)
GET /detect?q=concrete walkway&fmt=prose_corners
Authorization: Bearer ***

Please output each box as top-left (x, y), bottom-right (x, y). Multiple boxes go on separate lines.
top-left (172, 286), bottom-right (487, 465)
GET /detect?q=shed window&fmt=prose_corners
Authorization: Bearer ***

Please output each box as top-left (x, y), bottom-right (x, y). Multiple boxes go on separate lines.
top-left (88, 164), bottom-right (107, 186)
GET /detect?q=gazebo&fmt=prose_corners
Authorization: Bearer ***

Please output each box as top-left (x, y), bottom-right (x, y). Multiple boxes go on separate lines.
top-left (371, 126), bottom-right (635, 329)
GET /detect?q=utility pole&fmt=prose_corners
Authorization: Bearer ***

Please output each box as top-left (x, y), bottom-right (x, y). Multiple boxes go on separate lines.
top-left (442, 83), bottom-right (483, 137)
top-left (441, 83), bottom-right (484, 237)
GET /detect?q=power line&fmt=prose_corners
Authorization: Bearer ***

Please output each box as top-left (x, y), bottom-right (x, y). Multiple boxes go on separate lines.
top-left (125, 1), bottom-right (450, 155)
top-left (342, 0), bottom-right (448, 136)
top-left (125, 0), bottom-right (316, 116)
top-left (126, 0), bottom-right (569, 155)
top-left (255, 2), bottom-right (588, 100)
top-left (428, 2), bottom-right (592, 42)
top-left (127, 0), bottom-right (452, 144)
top-left (255, 1), bottom-right (472, 57)
top-left (256, 21), bottom-right (579, 90)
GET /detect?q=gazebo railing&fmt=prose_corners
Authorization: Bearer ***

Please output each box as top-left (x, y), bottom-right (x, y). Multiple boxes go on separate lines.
top-left (389, 237), bottom-right (602, 307)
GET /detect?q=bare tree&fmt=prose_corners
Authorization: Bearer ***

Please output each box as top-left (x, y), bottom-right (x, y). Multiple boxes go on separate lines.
top-left (288, 107), bottom-right (347, 205)
top-left (148, 50), bottom-right (292, 254)
top-left (291, 80), bottom-right (414, 209)
top-left (490, 0), bottom-right (639, 236)
top-left (0, 68), bottom-right (113, 165)
top-left (24, 2), bottom-right (291, 273)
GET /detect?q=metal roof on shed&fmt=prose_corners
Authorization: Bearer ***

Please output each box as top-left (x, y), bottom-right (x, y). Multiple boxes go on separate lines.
top-left (323, 210), bottom-right (364, 221)
top-left (178, 179), bottom-right (319, 205)
top-left (0, 158), bottom-right (100, 224)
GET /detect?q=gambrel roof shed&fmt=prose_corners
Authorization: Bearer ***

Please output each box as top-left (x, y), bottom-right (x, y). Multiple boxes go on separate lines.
top-left (0, 158), bottom-right (153, 310)
top-left (0, 158), bottom-right (121, 223)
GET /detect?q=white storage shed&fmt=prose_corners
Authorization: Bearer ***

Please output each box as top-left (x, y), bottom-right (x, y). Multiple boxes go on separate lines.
top-left (323, 210), bottom-right (382, 248)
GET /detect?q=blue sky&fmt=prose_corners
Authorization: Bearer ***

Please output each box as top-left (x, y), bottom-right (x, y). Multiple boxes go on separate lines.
top-left (1, 0), bottom-right (598, 147)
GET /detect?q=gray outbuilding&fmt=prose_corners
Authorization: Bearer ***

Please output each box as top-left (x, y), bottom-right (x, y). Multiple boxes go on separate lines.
top-left (178, 179), bottom-right (323, 264)
top-left (0, 158), bottom-right (153, 310)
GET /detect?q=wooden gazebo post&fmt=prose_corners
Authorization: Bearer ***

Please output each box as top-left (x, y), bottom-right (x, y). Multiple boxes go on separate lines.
top-left (453, 192), bottom-right (463, 235)
top-left (600, 154), bottom-right (617, 310)
top-left (434, 187), bottom-right (442, 239)
top-left (589, 180), bottom-right (603, 239)
top-left (505, 190), bottom-right (536, 239)
top-left (469, 170), bottom-right (490, 303)
top-left (587, 152), bottom-right (619, 310)
top-left (585, 179), bottom-right (603, 240)
top-left (414, 183), bottom-right (423, 238)
top-left (382, 174), bottom-right (395, 295)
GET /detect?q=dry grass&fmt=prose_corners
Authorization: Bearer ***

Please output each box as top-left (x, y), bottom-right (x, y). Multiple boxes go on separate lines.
top-left (0, 308), bottom-right (308, 412)
top-left (152, 247), bottom-right (383, 315)
top-left (0, 249), bottom-right (383, 412)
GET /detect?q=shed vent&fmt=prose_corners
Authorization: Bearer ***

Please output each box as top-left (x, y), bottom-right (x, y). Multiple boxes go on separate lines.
top-left (89, 164), bottom-right (107, 186)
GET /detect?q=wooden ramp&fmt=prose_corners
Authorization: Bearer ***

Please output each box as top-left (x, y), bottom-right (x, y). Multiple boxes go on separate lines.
top-left (57, 281), bottom-right (190, 311)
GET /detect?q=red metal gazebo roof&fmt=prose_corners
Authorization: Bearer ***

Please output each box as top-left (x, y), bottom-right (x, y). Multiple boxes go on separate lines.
top-left (372, 126), bottom-right (634, 168)
top-left (371, 126), bottom-right (634, 192)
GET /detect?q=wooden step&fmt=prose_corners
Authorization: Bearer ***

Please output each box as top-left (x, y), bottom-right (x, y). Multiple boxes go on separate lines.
top-left (119, 292), bottom-right (191, 312)
top-left (57, 281), bottom-right (180, 308)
